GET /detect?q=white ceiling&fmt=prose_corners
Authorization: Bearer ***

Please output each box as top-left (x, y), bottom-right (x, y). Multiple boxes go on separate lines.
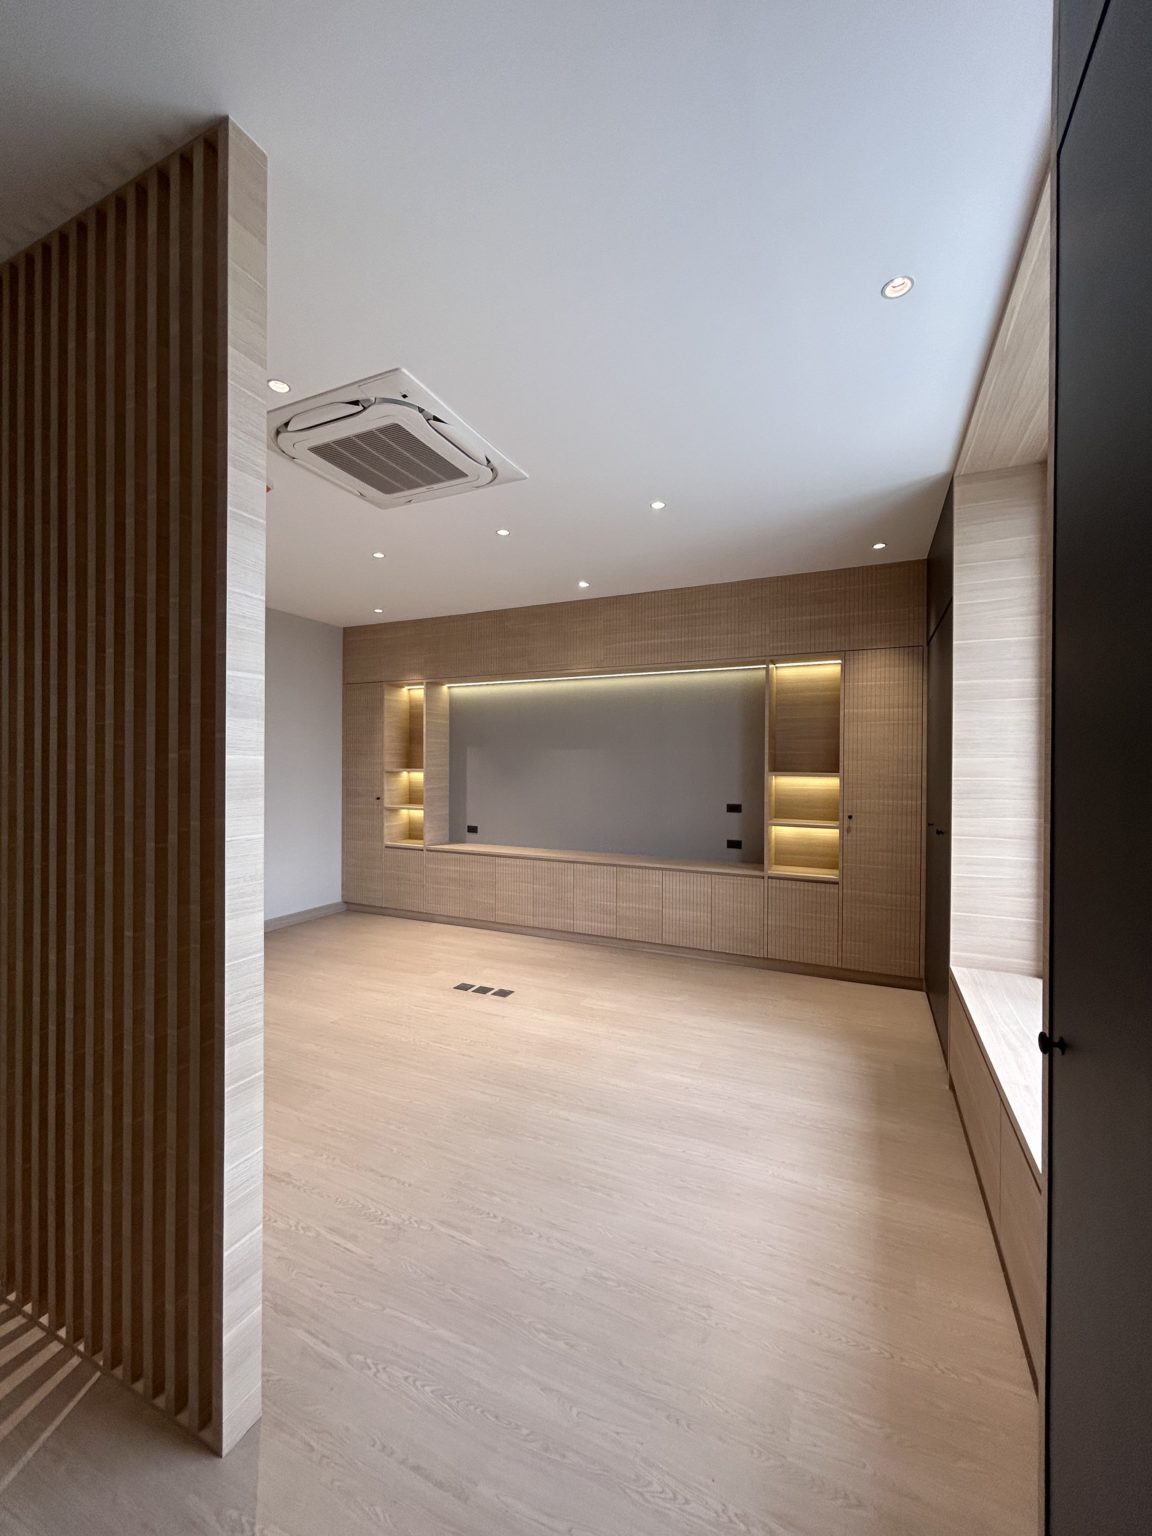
top-left (1, 0), bottom-right (1051, 627)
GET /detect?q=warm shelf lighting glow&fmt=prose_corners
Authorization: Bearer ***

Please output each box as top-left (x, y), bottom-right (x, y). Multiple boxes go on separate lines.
top-left (446, 665), bottom-right (765, 689)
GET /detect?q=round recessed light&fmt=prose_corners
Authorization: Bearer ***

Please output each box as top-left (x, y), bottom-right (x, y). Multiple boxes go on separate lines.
top-left (496, 528), bottom-right (510, 537)
top-left (267, 378), bottom-right (291, 393)
top-left (372, 550), bottom-right (385, 559)
top-left (577, 580), bottom-right (590, 589)
top-left (650, 500), bottom-right (666, 511)
top-left (373, 608), bottom-right (383, 614)
top-left (873, 541), bottom-right (887, 551)
top-left (881, 275), bottom-right (914, 300)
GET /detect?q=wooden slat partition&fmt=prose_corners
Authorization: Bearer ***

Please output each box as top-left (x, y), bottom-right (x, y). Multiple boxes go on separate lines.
top-left (0, 120), bottom-right (266, 1454)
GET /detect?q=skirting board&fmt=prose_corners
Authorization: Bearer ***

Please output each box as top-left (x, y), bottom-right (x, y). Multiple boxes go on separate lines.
top-left (265, 901), bottom-right (347, 932)
top-left (344, 904), bottom-right (923, 990)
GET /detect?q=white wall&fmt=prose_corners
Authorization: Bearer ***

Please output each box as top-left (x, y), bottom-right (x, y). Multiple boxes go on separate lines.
top-left (264, 608), bottom-right (343, 920)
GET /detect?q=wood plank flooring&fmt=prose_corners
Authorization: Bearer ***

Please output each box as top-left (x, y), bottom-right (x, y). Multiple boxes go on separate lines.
top-left (0, 913), bottom-right (1038, 1535)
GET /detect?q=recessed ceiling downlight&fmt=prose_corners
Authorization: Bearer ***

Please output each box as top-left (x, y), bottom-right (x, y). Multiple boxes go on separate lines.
top-left (372, 550), bottom-right (385, 559)
top-left (873, 541), bottom-right (887, 550)
top-left (496, 528), bottom-right (510, 537)
top-left (267, 378), bottom-right (291, 393)
top-left (881, 275), bottom-right (914, 300)
top-left (650, 500), bottom-right (666, 511)
top-left (577, 580), bottom-right (590, 589)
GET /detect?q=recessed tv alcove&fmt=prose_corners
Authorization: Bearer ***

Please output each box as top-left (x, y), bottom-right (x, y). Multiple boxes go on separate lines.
top-left (447, 667), bottom-right (766, 866)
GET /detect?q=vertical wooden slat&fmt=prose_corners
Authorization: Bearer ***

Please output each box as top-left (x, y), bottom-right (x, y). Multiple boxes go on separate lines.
top-left (0, 120), bottom-right (265, 1455)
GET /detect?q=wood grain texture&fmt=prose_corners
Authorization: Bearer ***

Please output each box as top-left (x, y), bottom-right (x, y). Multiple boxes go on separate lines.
top-left (769, 774), bottom-right (840, 824)
top-left (215, 119), bottom-right (267, 1456)
top-left (956, 179), bottom-right (1050, 476)
top-left (948, 981), bottom-right (1045, 1378)
top-left (0, 120), bottom-right (266, 1454)
top-left (951, 464), bottom-right (1047, 975)
top-left (998, 1110), bottom-right (1044, 1374)
top-left (765, 879), bottom-right (841, 967)
top-left (344, 562), bottom-right (926, 684)
top-left (494, 857), bottom-right (576, 931)
top-left (342, 684), bottom-right (384, 904)
top-left (661, 871), bottom-right (713, 950)
top-left (948, 985), bottom-right (1003, 1226)
top-left (769, 661), bottom-right (841, 773)
top-left (950, 966), bottom-right (1042, 1175)
top-left (422, 682), bottom-right (449, 845)
top-left (571, 862), bottom-right (618, 936)
top-left (840, 647), bottom-right (925, 979)
top-left (0, 914), bottom-right (1039, 1536)
top-left (710, 878), bottom-right (767, 958)
top-left (616, 867), bottom-right (663, 943)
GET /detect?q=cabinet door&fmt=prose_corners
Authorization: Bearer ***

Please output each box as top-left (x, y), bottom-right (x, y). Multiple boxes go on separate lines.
top-left (840, 647), bottom-right (924, 978)
top-left (711, 878), bottom-right (766, 958)
top-left (425, 852), bottom-right (496, 921)
top-left (661, 871), bottom-right (712, 949)
top-left (343, 683), bottom-right (385, 904)
top-left (494, 858), bottom-right (575, 931)
top-left (765, 878), bottom-right (839, 967)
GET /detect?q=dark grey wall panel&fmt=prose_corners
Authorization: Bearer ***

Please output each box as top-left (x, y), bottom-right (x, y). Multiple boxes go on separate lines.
top-left (1048, 0), bottom-right (1152, 1528)
top-left (448, 669), bottom-right (765, 865)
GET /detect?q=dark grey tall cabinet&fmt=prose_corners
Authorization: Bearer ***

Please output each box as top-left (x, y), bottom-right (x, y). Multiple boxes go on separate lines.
top-left (1048, 0), bottom-right (1152, 1528)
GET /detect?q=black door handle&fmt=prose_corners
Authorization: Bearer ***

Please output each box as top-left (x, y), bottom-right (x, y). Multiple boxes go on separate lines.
top-left (1038, 1031), bottom-right (1067, 1056)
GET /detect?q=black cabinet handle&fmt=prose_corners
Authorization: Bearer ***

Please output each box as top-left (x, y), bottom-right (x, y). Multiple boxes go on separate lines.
top-left (1038, 1031), bottom-right (1067, 1056)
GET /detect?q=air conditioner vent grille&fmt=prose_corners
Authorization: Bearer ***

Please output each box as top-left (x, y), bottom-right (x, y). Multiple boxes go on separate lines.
top-left (310, 421), bottom-right (472, 496)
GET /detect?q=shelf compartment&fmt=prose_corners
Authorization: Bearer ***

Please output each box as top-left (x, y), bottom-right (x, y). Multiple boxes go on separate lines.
top-left (768, 824), bottom-right (839, 880)
top-left (769, 770), bottom-right (840, 826)
top-left (768, 662), bottom-right (841, 775)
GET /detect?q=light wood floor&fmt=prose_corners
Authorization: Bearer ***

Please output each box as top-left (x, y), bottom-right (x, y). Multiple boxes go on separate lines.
top-left (1, 913), bottom-right (1038, 1535)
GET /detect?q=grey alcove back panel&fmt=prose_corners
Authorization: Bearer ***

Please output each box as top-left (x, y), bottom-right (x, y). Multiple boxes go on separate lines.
top-left (448, 669), bottom-right (765, 865)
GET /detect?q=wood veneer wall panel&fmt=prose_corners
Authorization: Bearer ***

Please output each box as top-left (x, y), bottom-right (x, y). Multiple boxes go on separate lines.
top-left (342, 683), bottom-right (384, 905)
top-left (840, 647), bottom-right (925, 979)
top-left (344, 562), bottom-right (926, 684)
top-left (770, 663), bottom-right (841, 773)
top-left (951, 464), bottom-right (1046, 974)
top-left (0, 120), bottom-right (266, 1456)
top-left (765, 880), bottom-right (840, 967)
top-left (425, 852), bottom-right (496, 921)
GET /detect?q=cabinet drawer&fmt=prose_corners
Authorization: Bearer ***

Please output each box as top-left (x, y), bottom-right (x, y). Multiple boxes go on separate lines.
top-left (382, 847), bottom-right (425, 912)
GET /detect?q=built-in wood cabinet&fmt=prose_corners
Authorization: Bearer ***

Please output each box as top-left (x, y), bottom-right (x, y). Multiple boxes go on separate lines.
top-left (840, 647), bottom-right (925, 979)
top-left (342, 641), bottom-right (924, 982)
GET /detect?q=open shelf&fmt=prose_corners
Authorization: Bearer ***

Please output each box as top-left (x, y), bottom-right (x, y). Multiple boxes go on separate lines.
top-left (383, 688), bottom-right (427, 843)
top-left (767, 661), bottom-right (842, 880)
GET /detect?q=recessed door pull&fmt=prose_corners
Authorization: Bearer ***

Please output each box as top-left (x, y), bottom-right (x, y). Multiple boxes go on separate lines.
top-left (1038, 1031), bottom-right (1068, 1056)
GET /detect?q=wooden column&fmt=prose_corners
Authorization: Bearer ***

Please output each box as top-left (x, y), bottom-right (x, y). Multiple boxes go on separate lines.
top-left (0, 119), bottom-right (266, 1454)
